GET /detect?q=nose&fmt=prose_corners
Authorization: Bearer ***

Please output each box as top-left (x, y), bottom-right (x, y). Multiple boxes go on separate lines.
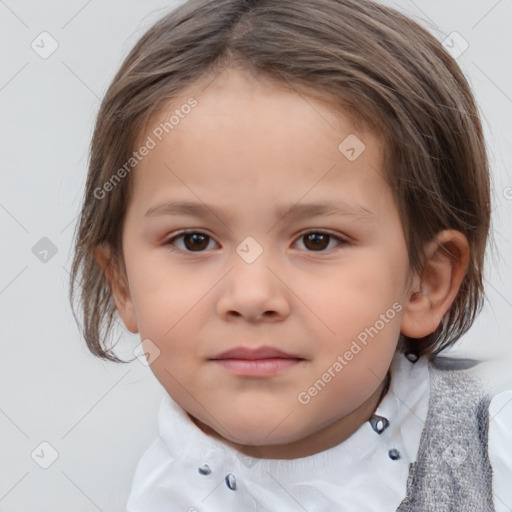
top-left (216, 256), bottom-right (291, 323)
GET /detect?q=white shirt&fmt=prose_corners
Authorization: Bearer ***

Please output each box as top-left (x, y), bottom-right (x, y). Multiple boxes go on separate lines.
top-left (126, 352), bottom-right (512, 512)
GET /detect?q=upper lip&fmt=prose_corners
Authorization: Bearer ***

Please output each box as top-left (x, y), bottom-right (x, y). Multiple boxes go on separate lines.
top-left (211, 346), bottom-right (303, 360)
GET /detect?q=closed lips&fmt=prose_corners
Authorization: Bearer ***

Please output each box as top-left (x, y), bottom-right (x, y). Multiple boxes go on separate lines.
top-left (211, 346), bottom-right (303, 360)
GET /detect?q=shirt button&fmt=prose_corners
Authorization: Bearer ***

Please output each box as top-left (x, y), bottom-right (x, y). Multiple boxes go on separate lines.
top-left (369, 414), bottom-right (390, 434)
top-left (225, 473), bottom-right (237, 490)
top-left (198, 464), bottom-right (211, 475)
top-left (388, 448), bottom-right (401, 460)
top-left (405, 352), bottom-right (419, 363)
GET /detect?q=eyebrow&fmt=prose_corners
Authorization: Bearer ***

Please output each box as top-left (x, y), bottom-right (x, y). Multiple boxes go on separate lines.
top-left (144, 199), bottom-right (376, 225)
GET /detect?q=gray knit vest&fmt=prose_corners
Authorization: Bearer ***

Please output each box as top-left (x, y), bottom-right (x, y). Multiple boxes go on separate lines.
top-left (396, 356), bottom-right (495, 512)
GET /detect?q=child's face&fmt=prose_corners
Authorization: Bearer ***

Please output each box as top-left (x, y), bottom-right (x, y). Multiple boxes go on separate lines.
top-left (113, 67), bottom-right (416, 457)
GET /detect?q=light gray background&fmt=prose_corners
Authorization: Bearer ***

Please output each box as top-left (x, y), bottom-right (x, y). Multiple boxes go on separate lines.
top-left (1, 0), bottom-right (511, 510)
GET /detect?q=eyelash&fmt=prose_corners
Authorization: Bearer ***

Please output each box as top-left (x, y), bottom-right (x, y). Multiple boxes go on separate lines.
top-left (164, 230), bottom-right (350, 254)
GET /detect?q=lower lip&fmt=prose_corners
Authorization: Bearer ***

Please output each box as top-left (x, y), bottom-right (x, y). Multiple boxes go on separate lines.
top-left (211, 358), bottom-right (302, 376)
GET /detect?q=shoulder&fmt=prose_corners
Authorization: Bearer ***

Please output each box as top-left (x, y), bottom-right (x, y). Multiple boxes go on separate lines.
top-left (427, 355), bottom-right (492, 415)
top-left (396, 355), bottom-right (499, 511)
top-left (429, 357), bottom-right (512, 512)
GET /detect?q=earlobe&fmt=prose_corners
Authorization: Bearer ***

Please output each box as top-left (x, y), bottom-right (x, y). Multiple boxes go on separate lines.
top-left (400, 230), bottom-right (469, 339)
top-left (95, 245), bottom-right (139, 334)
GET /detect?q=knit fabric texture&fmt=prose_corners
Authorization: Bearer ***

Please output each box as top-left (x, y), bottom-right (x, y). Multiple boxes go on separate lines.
top-left (396, 357), bottom-right (495, 512)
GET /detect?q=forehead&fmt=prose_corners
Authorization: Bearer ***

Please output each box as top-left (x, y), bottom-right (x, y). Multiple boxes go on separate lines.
top-left (129, 67), bottom-right (391, 222)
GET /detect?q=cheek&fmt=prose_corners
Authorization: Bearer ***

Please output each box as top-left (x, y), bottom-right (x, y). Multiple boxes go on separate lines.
top-left (131, 280), bottom-right (216, 383)
top-left (126, 251), bottom-right (212, 338)
top-left (297, 253), bottom-right (405, 334)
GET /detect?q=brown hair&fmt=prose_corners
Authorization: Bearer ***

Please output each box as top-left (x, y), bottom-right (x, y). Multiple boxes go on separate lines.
top-left (69, 0), bottom-right (491, 362)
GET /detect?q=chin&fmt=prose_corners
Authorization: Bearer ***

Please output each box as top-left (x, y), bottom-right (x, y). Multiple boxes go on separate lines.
top-left (219, 415), bottom-right (307, 447)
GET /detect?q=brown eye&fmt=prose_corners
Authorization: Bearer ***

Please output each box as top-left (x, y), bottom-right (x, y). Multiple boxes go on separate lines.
top-left (183, 233), bottom-right (210, 251)
top-left (303, 233), bottom-right (329, 251)
top-left (295, 231), bottom-right (346, 252)
top-left (166, 232), bottom-right (216, 252)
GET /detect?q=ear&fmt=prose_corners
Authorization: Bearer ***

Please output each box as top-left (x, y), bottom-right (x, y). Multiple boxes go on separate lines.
top-left (95, 245), bottom-right (139, 334)
top-left (400, 230), bottom-right (469, 339)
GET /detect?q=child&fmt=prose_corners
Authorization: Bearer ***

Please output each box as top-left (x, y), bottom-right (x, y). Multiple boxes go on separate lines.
top-left (68, 0), bottom-right (512, 510)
